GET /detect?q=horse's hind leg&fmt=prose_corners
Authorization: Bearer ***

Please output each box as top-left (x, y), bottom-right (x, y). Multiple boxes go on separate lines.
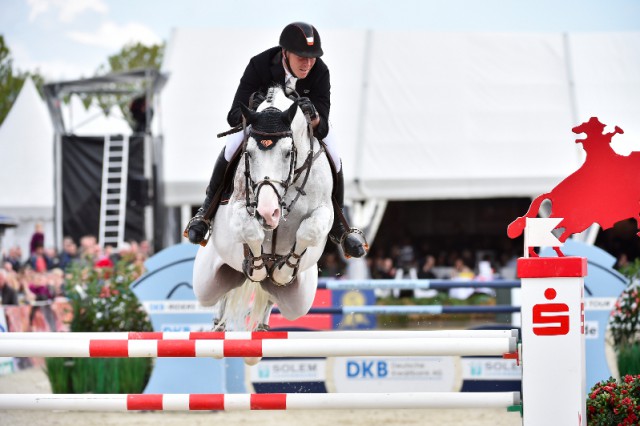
top-left (193, 247), bottom-right (245, 307)
top-left (271, 205), bottom-right (332, 285)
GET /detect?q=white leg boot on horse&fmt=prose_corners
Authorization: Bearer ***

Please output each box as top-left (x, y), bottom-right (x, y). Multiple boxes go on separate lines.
top-left (270, 204), bottom-right (332, 286)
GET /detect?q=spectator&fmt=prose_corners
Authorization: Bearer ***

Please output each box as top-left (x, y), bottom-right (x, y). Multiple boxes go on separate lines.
top-left (449, 258), bottom-right (476, 300)
top-left (415, 254), bottom-right (439, 298)
top-left (0, 268), bottom-right (18, 305)
top-left (29, 222), bottom-right (45, 255)
top-left (59, 237), bottom-right (79, 271)
top-left (15, 269), bottom-right (35, 305)
top-left (29, 245), bottom-right (50, 272)
top-left (319, 252), bottom-right (344, 277)
top-left (28, 272), bottom-right (54, 302)
top-left (418, 255), bottom-right (437, 279)
top-left (48, 268), bottom-right (66, 298)
top-left (3, 246), bottom-right (23, 272)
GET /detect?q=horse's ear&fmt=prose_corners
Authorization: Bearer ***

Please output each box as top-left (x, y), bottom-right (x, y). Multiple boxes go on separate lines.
top-left (240, 103), bottom-right (257, 124)
top-left (281, 101), bottom-right (298, 126)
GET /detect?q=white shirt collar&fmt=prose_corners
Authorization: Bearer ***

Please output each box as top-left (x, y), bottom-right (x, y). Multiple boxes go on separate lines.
top-left (282, 55), bottom-right (297, 93)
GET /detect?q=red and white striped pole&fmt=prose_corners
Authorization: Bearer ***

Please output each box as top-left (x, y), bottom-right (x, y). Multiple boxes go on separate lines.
top-left (0, 392), bottom-right (521, 411)
top-left (0, 329), bottom-right (518, 340)
top-left (519, 219), bottom-right (587, 425)
top-left (0, 337), bottom-right (516, 358)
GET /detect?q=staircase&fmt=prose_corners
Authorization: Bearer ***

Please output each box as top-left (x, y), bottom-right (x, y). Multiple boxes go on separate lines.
top-left (98, 135), bottom-right (129, 249)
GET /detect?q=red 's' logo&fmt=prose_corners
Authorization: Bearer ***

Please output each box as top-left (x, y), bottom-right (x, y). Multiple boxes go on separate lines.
top-left (532, 288), bottom-right (570, 336)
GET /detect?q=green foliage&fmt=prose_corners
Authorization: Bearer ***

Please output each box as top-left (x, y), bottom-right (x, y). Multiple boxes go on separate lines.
top-left (0, 35), bottom-right (45, 126)
top-left (65, 259), bottom-right (152, 333)
top-left (587, 375), bottom-right (640, 426)
top-left (93, 41), bottom-right (165, 119)
top-left (611, 259), bottom-right (640, 347)
top-left (46, 357), bottom-right (152, 394)
top-left (98, 42), bottom-right (164, 74)
top-left (46, 259), bottom-right (153, 394)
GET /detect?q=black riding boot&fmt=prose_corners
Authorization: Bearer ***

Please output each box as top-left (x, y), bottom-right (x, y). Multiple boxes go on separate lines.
top-left (186, 149), bottom-right (229, 244)
top-left (329, 167), bottom-right (367, 258)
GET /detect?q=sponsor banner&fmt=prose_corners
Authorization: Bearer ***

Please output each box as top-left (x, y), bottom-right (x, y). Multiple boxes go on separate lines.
top-left (270, 290), bottom-right (333, 330)
top-left (461, 358), bottom-right (521, 381)
top-left (331, 290), bottom-right (377, 330)
top-left (142, 301), bottom-right (217, 314)
top-left (585, 298), bottom-right (617, 312)
top-left (330, 356), bottom-right (459, 393)
top-left (250, 359), bottom-right (326, 383)
top-left (584, 321), bottom-right (599, 339)
top-left (160, 323), bottom-right (212, 332)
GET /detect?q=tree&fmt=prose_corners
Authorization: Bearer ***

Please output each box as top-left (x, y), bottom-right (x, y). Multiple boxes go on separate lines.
top-left (0, 35), bottom-right (45, 126)
top-left (92, 42), bottom-right (165, 117)
top-left (98, 42), bottom-right (164, 74)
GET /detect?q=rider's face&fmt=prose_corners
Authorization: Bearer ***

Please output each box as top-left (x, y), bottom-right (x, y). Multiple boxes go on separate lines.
top-left (285, 51), bottom-right (316, 79)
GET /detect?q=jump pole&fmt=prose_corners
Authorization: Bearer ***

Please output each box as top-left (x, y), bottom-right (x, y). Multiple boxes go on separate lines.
top-left (0, 392), bottom-right (521, 411)
top-left (0, 329), bottom-right (518, 340)
top-left (0, 337), bottom-right (516, 358)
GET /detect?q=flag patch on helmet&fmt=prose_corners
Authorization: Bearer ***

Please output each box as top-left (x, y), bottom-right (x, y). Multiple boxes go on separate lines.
top-left (306, 37), bottom-right (314, 46)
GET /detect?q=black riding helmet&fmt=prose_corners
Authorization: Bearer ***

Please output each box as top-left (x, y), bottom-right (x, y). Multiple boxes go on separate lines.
top-left (279, 22), bottom-right (323, 58)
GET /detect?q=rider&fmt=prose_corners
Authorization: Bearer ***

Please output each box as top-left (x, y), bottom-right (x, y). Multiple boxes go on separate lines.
top-left (185, 22), bottom-right (367, 259)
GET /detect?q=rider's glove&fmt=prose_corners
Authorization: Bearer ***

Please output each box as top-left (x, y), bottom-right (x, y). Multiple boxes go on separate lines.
top-left (250, 91), bottom-right (266, 110)
top-left (297, 97), bottom-right (318, 121)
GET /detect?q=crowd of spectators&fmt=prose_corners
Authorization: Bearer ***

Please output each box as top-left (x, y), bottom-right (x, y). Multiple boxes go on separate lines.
top-left (318, 237), bottom-right (522, 300)
top-left (0, 224), bottom-right (151, 306)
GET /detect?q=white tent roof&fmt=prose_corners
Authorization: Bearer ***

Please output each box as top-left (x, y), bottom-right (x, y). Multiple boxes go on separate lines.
top-left (0, 77), bottom-right (55, 214)
top-left (62, 95), bottom-right (132, 136)
top-left (159, 29), bottom-right (640, 206)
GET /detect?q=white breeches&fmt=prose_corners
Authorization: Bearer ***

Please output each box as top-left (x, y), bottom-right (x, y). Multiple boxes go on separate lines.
top-left (223, 124), bottom-right (342, 172)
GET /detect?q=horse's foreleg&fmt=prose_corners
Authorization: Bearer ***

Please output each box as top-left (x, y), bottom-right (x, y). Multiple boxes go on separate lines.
top-left (232, 206), bottom-right (268, 282)
top-left (271, 205), bottom-right (332, 286)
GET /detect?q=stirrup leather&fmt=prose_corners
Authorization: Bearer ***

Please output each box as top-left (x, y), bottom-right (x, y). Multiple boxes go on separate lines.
top-left (182, 215), bottom-right (212, 247)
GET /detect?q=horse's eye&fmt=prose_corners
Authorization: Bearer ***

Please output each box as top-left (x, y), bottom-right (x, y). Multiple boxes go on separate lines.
top-left (285, 151), bottom-right (291, 158)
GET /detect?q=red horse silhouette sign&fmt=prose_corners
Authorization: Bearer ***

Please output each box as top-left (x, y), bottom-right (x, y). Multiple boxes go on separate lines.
top-left (508, 117), bottom-right (637, 251)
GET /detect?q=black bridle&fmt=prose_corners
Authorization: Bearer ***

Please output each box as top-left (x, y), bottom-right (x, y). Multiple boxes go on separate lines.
top-left (241, 104), bottom-right (322, 221)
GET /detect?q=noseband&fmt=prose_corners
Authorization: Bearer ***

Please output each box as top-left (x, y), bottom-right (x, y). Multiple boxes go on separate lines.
top-left (243, 129), bottom-right (297, 218)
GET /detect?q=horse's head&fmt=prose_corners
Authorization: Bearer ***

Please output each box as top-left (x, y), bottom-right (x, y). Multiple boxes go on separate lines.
top-left (241, 98), bottom-right (299, 230)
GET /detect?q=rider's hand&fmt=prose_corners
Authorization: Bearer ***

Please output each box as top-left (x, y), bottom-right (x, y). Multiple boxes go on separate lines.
top-left (298, 97), bottom-right (318, 121)
top-left (250, 92), bottom-right (266, 110)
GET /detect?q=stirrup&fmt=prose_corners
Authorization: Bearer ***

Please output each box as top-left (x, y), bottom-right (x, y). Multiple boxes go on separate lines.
top-left (183, 215), bottom-right (212, 247)
top-left (331, 227), bottom-right (369, 259)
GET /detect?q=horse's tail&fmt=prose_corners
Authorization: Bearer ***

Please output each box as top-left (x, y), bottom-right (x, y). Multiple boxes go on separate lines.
top-left (218, 279), bottom-right (272, 331)
top-left (507, 193), bottom-right (551, 239)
